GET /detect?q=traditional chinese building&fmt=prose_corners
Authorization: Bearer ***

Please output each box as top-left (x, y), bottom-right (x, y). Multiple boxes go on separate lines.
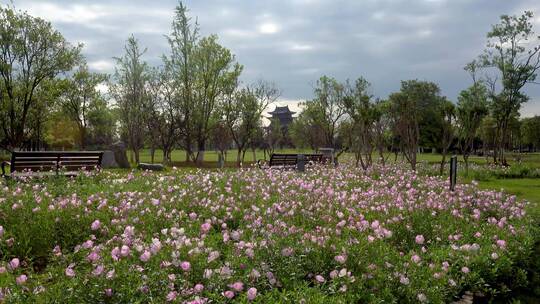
top-left (267, 105), bottom-right (295, 130)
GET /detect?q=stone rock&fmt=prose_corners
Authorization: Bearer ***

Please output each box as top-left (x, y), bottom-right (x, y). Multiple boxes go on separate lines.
top-left (137, 163), bottom-right (164, 171)
top-left (111, 141), bottom-right (130, 168)
top-left (101, 150), bottom-right (119, 168)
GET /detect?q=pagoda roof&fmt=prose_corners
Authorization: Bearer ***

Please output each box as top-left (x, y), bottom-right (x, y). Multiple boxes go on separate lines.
top-left (268, 105), bottom-right (296, 115)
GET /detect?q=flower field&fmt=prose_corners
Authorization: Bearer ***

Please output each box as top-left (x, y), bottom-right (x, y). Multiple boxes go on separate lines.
top-left (0, 165), bottom-right (538, 303)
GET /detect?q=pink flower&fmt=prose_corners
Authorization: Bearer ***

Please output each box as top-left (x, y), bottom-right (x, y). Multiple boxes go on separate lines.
top-left (200, 222), bottom-right (211, 234)
top-left (411, 255), bottom-right (421, 263)
top-left (491, 252), bottom-right (499, 260)
top-left (91, 220), bottom-right (101, 231)
top-left (92, 265), bottom-right (104, 276)
top-left (223, 290), bottom-right (235, 299)
top-left (16, 274), bottom-right (27, 285)
top-left (87, 251), bottom-right (100, 263)
top-left (247, 287), bottom-right (257, 301)
top-left (105, 289), bottom-right (113, 297)
top-left (315, 275), bottom-right (325, 283)
top-left (166, 291), bottom-right (178, 302)
top-left (180, 261), bottom-right (191, 271)
top-left (461, 266), bottom-right (470, 274)
top-left (231, 281), bottom-right (244, 292)
top-left (0, 225), bottom-right (4, 237)
top-left (496, 239), bottom-right (506, 249)
top-left (400, 276), bottom-right (410, 285)
top-left (334, 255), bottom-right (347, 264)
top-left (9, 258), bottom-right (20, 270)
top-left (65, 267), bottom-right (76, 277)
top-left (194, 283), bottom-right (204, 293)
top-left (415, 235), bottom-right (425, 245)
top-left (120, 245), bottom-right (130, 257)
top-left (281, 247), bottom-right (293, 257)
top-left (140, 250), bottom-right (151, 262)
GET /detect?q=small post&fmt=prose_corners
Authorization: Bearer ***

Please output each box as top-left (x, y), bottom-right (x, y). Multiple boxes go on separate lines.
top-left (449, 155), bottom-right (457, 191)
top-left (296, 154), bottom-right (305, 172)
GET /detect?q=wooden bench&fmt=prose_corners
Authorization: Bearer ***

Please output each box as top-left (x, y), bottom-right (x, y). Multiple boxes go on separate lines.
top-left (1, 151), bottom-right (104, 178)
top-left (258, 153), bottom-right (328, 169)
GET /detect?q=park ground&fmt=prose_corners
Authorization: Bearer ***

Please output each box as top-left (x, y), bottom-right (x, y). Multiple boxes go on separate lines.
top-left (0, 150), bottom-right (539, 303)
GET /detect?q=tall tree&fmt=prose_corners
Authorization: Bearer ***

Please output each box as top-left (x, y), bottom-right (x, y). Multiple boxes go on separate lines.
top-left (146, 66), bottom-right (180, 165)
top-left (62, 63), bottom-right (108, 149)
top-left (343, 77), bottom-right (377, 169)
top-left (477, 11), bottom-right (540, 164)
top-left (389, 80), bottom-right (442, 170)
top-left (0, 7), bottom-right (81, 151)
top-left (110, 35), bottom-right (149, 164)
top-left (303, 76), bottom-right (346, 150)
top-left (224, 81), bottom-right (279, 165)
top-left (192, 35), bottom-right (242, 164)
top-left (164, 2), bottom-right (199, 162)
top-left (456, 83), bottom-right (489, 175)
top-left (437, 99), bottom-right (455, 175)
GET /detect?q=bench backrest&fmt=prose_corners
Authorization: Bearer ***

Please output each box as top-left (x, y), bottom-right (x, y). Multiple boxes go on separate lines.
top-left (268, 153), bottom-right (325, 167)
top-left (10, 151), bottom-right (104, 173)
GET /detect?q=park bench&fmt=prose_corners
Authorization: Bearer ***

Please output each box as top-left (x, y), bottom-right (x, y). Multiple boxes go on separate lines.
top-left (257, 153), bottom-right (328, 169)
top-left (1, 151), bottom-right (103, 178)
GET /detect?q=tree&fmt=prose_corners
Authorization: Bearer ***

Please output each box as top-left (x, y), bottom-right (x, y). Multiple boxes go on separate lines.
top-left (263, 118), bottom-right (284, 158)
top-left (289, 104), bottom-right (326, 150)
top-left (343, 77), bottom-right (377, 169)
top-left (302, 76), bottom-right (346, 150)
top-left (477, 11), bottom-right (540, 164)
top-left (62, 63), bottom-right (108, 149)
top-left (0, 6), bottom-right (81, 151)
top-left (191, 35), bottom-right (242, 164)
top-left (389, 80), bottom-right (442, 170)
top-left (456, 83), bottom-right (489, 175)
top-left (86, 98), bottom-right (116, 148)
top-left (211, 120), bottom-right (233, 162)
top-left (164, 2), bottom-right (199, 162)
top-left (521, 116), bottom-right (540, 151)
top-left (437, 99), bottom-right (455, 175)
top-left (146, 66), bottom-right (180, 165)
top-left (110, 35), bottom-right (149, 164)
top-left (224, 81), bottom-right (279, 165)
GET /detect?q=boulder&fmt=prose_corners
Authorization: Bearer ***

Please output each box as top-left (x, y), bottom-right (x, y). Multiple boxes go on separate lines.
top-left (101, 150), bottom-right (119, 168)
top-left (111, 141), bottom-right (130, 168)
top-left (137, 163), bottom-right (164, 171)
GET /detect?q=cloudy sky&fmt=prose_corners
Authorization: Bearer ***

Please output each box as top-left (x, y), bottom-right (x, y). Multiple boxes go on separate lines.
top-left (3, 0), bottom-right (540, 115)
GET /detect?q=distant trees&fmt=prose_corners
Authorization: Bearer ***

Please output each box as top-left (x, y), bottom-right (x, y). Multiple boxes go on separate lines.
top-left (0, 6), bottom-right (81, 151)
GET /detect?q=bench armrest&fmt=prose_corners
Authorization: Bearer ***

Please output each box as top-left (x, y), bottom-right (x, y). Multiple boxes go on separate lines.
top-left (1, 161), bottom-right (10, 176)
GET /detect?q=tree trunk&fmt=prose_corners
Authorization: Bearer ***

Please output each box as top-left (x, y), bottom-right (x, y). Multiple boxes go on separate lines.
top-left (134, 149), bottom-right (140, 164)
top-left (150, 146), bottom-right (155, 164)
top-left (439, 152), bottom-right (447, 176)
top-left (236, 148), bottom-right (242, 166)
top-left (196, 141), bottom-right (205, 165)
top-left (463, 154), bottom-right (470, 177)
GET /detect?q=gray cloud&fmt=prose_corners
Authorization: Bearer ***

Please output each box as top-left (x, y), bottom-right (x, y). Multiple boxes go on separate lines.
top-left (3, 0), bottom-right (540, 115)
